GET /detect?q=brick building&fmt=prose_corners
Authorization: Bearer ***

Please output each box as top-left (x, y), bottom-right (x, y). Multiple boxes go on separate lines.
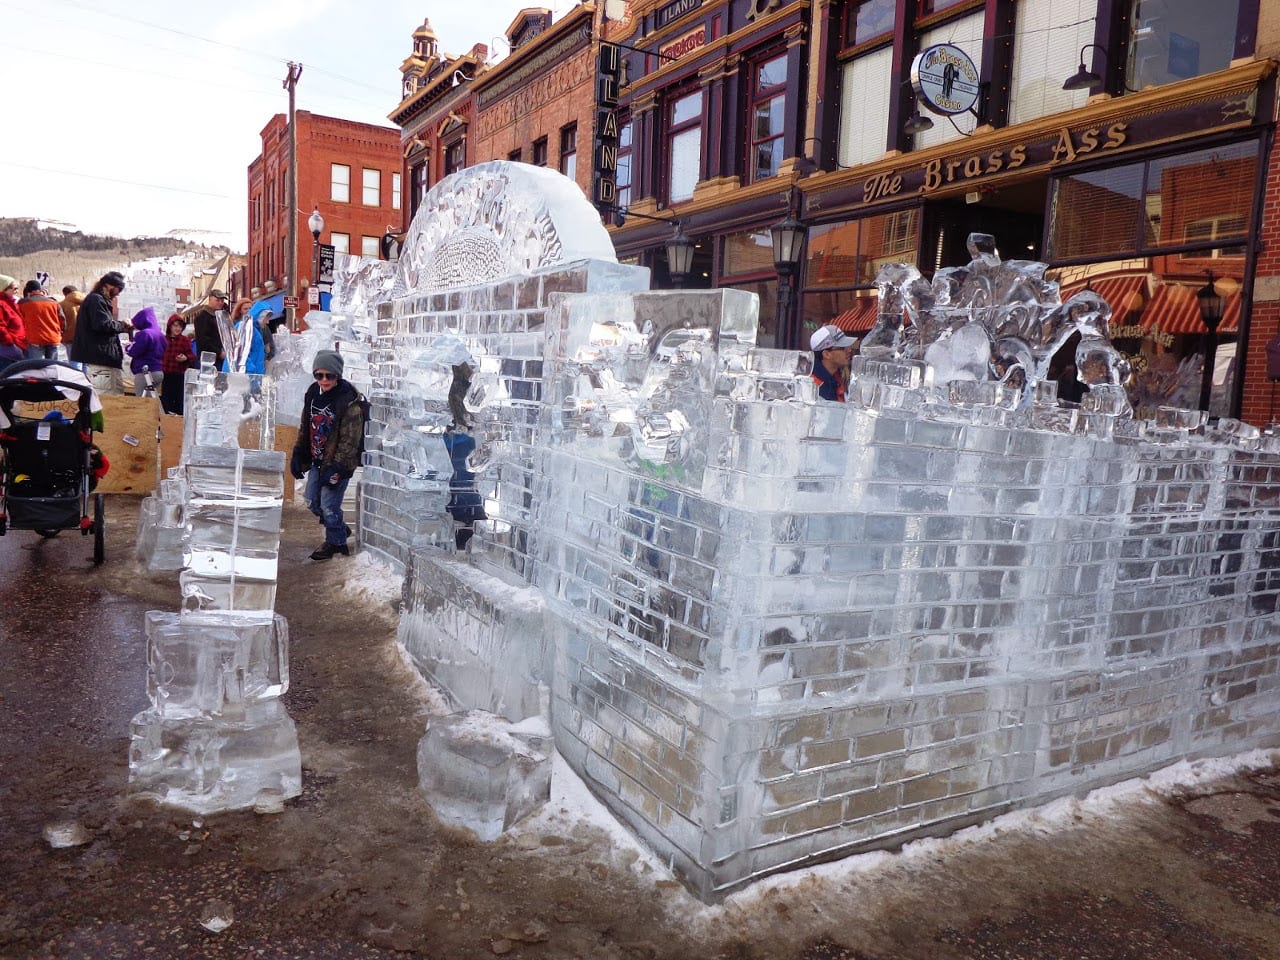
top-left (247, 111), bottom-right (401, 314)
top-left (389, 8), bottom-right (597, 231)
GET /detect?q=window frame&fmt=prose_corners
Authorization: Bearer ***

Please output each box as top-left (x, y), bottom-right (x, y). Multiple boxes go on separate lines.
top-left (616, 116), bottom-right (634, 209)
top-left (532, 136), bottom-right (549, 167)
top-left (361, 235), bottom-right (380, 257)
top-left (559, 123), bottom-right (578, 180)
top-left (747, 51), bottom-right (788, 184)
top-left (331, 163), bottom-right (351, 203)
top-left (392, 172), bottom-right (402, 210)
top-left (841, 0), bottom-right (896, 54)
top-left (665, 86), bottom-right (704, 205)
top-left (444, 138), bottom-right (466, 176)
top-left (362, 168), bottom-right (380, 207)
top-left (331, 232), bottom-right (350, 254)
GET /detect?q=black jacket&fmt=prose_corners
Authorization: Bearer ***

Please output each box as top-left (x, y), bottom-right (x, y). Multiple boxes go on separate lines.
top-left (291, 379), bottom-right (364, 476)
top-left (192, 307), bottom-right (224, 363)
top-left (68, 291), bottom-right (126, 368)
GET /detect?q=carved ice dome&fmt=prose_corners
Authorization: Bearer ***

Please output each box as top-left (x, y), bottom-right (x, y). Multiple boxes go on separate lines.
top-left (396, 161), bottom-right (618, 294)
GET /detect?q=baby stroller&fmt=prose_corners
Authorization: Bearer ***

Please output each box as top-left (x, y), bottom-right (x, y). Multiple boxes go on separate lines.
top-left (0, 360), bottom-right (107, 564)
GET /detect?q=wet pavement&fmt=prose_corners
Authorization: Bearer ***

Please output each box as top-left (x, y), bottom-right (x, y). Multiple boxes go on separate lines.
top-left (3, 494), bottom-right (1280, 959)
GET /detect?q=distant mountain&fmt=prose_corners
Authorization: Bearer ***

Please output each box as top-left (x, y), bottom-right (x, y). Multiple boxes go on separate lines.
top-left (0, 218), bottom-right (232, 294)
top-left (0, 218), bottom-right (230, 260)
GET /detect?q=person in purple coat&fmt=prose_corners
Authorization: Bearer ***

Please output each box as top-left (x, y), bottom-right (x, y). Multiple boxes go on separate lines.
top-left (124, 306), bottom-right (167, 397)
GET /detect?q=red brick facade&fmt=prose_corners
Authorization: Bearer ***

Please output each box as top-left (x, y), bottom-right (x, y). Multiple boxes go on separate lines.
top-left (247, 111), bottom-right (401, 308)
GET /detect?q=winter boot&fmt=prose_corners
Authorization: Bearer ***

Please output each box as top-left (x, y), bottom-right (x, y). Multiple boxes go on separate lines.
top-left (310, 542), bottom-right (350, 561)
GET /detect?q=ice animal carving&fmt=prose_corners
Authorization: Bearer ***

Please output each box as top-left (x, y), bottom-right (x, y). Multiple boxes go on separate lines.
top-left (862, 233), bottom-right (1128, 406)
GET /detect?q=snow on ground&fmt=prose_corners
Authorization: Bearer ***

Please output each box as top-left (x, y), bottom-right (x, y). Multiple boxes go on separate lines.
top-left (336, 543), bottom-right (1280, 913)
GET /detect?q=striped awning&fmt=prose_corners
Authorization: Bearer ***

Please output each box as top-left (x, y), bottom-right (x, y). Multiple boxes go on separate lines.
top-left (1060, 274), bottom-right (1150, 317)
top-left (832, 297), bottom-right (881, 334)
top-left (1141, 284), bottom-right (1241, 335)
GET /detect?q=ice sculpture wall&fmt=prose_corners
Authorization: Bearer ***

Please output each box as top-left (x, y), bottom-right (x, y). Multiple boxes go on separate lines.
top-left (376, 162), bottom-right (1280, 901)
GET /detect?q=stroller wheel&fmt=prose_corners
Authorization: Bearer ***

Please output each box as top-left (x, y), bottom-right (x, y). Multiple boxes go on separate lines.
top-left (36, 529), bottom-right (61, 539)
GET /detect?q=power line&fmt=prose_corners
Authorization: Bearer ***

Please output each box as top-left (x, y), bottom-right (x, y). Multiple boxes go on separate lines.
top-left (0, 161), bottom-right (231, 199)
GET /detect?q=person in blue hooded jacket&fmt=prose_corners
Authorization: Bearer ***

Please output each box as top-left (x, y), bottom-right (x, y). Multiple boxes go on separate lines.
top-left (219, 298), bottom-right (266, 376)
top-left (124, 306), bottom-right (166, 397)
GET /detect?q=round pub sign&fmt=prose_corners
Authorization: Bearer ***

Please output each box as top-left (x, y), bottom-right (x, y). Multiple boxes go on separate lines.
top-left (910, 43), bottom-right (980, 116)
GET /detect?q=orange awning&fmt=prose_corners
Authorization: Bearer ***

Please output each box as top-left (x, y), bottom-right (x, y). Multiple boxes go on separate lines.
top-left (832, 297), bottom-right (880, 334)
top-left (1060, 274), bottom-right (1150, 318)
top-left (1141, 285), bottom-right (1240, 335)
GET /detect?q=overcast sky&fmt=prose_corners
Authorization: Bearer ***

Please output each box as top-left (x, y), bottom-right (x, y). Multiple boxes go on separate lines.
top-left (0, 0), bottom-right (552, 248)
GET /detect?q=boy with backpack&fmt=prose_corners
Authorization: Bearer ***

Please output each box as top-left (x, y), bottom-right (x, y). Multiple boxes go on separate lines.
top-left (289, 349), bottom-right (368, 561)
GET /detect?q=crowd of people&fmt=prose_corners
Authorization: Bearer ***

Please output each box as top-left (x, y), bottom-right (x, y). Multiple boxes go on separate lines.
top-left (0, 273), bottom-right (287, 416)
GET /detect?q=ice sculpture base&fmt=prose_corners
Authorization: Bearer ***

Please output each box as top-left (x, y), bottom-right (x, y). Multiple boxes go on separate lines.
top-left (399, 550), bottom-right (547, 722)
top-left (416, 711), bottom-right (552, 841)
top-left (127, 699), bottom-right (301, 815)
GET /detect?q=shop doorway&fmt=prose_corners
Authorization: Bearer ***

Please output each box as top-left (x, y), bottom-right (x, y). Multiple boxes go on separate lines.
top-left (921, 179), bottom-right (1047, 272)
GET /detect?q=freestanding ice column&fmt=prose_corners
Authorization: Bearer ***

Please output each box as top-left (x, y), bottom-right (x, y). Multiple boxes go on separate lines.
top-left (128, 360), bottom-right (300, 814)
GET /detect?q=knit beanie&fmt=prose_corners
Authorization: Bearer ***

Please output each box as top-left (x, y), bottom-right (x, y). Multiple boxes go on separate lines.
top-left (312, 349), bottom-right (344, 377)
top-left (0, 274), bottom-right (16, 294)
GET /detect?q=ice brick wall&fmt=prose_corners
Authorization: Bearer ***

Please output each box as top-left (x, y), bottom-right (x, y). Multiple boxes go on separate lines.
top-left (528, 293), bottom-right (1280, 900)
top-left (363, 260), bottom-right (647, 574)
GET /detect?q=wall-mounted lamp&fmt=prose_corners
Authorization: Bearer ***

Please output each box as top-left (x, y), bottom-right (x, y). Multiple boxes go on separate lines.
top-left (903, 107), bottom-right (934, 135)
top-left (665, 223), bottom-right (696, 289)
top-left (1062, 44), bottom-right (1107, 91)
top-left (1063, 44), bottom-right (1137, 93)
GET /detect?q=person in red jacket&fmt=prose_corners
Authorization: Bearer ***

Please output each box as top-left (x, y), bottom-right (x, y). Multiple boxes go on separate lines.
top-left (0, 275), bottom-right (29, 372)
top-left (159, 314), bottom-right (196, 414)
top-left (17, 280), bottom-right (63, 360)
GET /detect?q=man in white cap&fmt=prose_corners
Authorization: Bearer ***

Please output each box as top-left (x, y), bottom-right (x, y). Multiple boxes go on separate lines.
top-left (810, 323), bottom-right (857, 402)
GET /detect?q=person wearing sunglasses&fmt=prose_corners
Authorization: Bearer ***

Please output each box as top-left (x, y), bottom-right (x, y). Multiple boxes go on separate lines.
top-left (289, 349), bottom-right (365, 560)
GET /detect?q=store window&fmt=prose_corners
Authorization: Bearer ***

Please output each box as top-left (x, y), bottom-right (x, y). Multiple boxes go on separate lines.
top-left (799, 209), bottom-right (921, 336)
top-left (842, 0), bottom-right (895, 50)
top-left (331, 232), bottom-right (350, 254)
top-left (839, 47), bottom-right (893, 167)
top-left (560, 124), bottom-right (577, 179)
top-left (1048, 140), bottom-right (1258, 261)
top-left (720, 229), bottom-right (779, 347)
top-left (749, 53), bottom-right (787, 183)
top-left (445, 139), bottom-right (465, 176)
top-left (331, 164), bottom-right (350, 203)
top-left (362, 169), bottom-right (380, 207)
top-left (1126, 0), bottom-right (1245, 90)
top-left (392, 172), bottom-right (402, 211)
top-left (1009, 0), bottom-right (1095, 124)
top-left (667, 89), bottom-right (703, 203)
top-left (361, 236), bottom-right (380, 257)
top-left (533, 137), bottom-right (548, 167)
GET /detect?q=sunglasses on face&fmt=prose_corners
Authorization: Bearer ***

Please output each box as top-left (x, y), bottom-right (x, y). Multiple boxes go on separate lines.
top-left (314, 371), bottom-right (337, 381)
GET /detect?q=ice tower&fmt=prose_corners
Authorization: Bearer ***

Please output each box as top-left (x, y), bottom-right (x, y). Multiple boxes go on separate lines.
top-left (128, 357), bottom-right (299, 814)
top-left (356, 162), bottom-right (1280, 901)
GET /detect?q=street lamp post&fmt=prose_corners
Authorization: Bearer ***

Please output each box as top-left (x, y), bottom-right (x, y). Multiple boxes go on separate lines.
top-left (665, 223), bottom-right (695, 289)
top-left (307, 208), bottom-right (324, 324)
top-left (770, 204), bottom-right (806, 347)
top-left (1197, 272), bottom-right (1225, 414)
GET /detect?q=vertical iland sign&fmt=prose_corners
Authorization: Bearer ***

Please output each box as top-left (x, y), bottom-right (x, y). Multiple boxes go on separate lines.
top-left (594, 42), bottom-right (622, 212)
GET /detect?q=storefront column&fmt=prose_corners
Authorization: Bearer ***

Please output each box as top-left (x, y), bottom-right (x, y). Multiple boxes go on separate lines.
top-left (1240, 138), bottom-right (1280, 426)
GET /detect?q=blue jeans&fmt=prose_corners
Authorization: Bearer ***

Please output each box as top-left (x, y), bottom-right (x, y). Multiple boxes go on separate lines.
top-left (26, 344), bottom-right (57, 360)
top-left (304, 467), bottom-right (351, 546)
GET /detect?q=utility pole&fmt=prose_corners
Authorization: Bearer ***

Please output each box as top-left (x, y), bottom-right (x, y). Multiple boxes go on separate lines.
top-left (284, 62), bottom-right (303, 332)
